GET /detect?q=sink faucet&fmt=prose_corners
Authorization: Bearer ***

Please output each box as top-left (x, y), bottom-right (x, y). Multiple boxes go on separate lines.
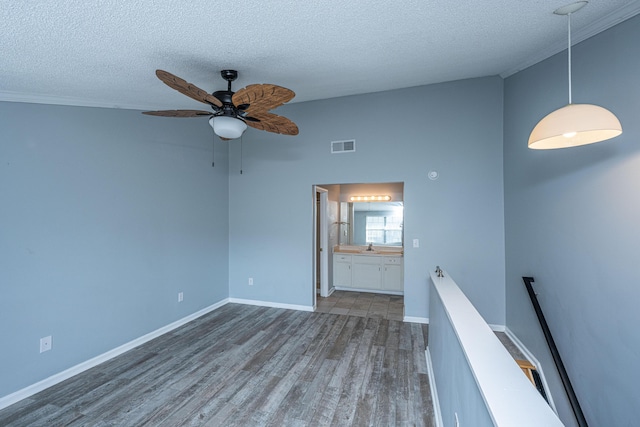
top-left (367, 243), bottom-right (373, 251)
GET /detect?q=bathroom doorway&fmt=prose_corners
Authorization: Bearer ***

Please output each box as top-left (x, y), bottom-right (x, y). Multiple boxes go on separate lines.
top-left (312, 182), bottom-right (404, 307)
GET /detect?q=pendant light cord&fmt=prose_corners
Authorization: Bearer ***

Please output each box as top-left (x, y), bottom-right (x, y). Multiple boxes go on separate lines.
top-left (567, 13), bottom-right (572, 105)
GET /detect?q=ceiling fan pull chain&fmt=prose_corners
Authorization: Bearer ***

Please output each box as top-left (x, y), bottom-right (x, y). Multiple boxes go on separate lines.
top-left (211, 131), bottom-right (215, 167)
top-left (240, 135), bottom-right (244, 175)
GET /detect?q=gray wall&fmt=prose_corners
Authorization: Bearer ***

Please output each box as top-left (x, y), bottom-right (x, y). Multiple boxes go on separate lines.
top-left (0, 102), bottom-right (230, 398)
top-left (504, 15), bottom-right (640, 427)
top-left (228, 76), bottom-right (506, 323)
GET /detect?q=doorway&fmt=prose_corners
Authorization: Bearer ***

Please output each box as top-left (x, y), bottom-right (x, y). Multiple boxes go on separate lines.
top-left (313, 182), bottom-right (405, 309)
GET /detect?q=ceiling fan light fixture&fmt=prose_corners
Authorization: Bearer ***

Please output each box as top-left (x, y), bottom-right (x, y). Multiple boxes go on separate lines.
top-left (209, 116), bottom-right (247, 139)
top-left (528, 103), bottom-right (622, 149)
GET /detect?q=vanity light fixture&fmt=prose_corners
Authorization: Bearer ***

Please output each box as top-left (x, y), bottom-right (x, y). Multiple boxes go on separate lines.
top-left (528, 1), bottom-right (622, 149)
top-left (350, 195), bottom-right (392, 202)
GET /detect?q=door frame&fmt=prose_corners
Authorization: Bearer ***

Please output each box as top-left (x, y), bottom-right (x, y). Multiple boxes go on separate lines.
top-left (313, 186), bottom-right (329, 309)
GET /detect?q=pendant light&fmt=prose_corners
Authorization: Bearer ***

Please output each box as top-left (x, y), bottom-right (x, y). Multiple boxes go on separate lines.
top-left (528, 1), bottom-right (622, 150)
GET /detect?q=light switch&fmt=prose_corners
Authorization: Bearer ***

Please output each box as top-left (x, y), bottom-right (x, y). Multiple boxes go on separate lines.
top-left (413, 239), bottom-right (419, 248)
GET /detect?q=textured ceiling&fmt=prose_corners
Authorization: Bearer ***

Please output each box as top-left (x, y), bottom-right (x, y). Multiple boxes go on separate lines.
top-left (1, 1), bottom-right (639, 111)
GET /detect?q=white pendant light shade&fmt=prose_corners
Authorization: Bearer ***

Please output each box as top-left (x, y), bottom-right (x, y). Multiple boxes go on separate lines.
top-left (528, 103), bottom-right (622, 149)
top-left (209, 116), bottom-right (247, 139)
top-left (528, 2), bottom-right (623, 149)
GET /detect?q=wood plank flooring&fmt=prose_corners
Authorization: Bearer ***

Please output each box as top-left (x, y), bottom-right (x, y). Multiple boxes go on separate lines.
top-left (315, 291), bottom-right (404, 321)
top-left (0, 302), bottom-right (434, 426)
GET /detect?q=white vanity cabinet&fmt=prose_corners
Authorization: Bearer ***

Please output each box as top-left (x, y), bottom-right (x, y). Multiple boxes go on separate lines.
top-left (333, 253), bottom-right (403, 294)
top-left (352, 255), bottom-right (383, 289)
top-left (333, 254), bottom-right (352, 287)
top-left (382, 257), bottom-right (404, 291)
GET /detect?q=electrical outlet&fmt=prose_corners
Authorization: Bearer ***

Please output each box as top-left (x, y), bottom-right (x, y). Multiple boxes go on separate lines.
top-left (248, 277), bottom-right (253, 286)
top-left (40, 336), bottom-right (52, 353)
top-left (178, 292), bottom-right (183, 302)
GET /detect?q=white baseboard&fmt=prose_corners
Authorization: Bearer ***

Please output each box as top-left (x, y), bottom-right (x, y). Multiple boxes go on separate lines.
top-left (425, 347), bottom-right (443, 427)
top-left (228, 298), bottom-right (314, 312)
top-left (404, 316), bottom-right (429, 324)
top-left (334, 286), bottom-right (403, 296)
top-left (504, 326), bottom-right (557, 413)
top-left (489, 323), bottom-right (506, 332)
top-left (0, 298), bottom-right (229, 411)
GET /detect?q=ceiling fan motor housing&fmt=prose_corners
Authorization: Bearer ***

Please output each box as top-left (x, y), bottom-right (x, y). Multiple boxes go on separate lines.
top-left (213, 70), bottom-right (238, 117)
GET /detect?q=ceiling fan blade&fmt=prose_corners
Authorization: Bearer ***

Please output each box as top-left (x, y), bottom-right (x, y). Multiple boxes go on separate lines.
top-left (142, 110), bottom-right (213, 118)
top-left (155, 70), bottom-right (222, 108)
top-left (232, 84), bottom-right (295, 113)
top-left (245, 111), bottom-right (299, 136)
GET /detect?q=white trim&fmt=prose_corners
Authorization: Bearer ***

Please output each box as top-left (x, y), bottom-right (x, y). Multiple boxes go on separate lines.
top-left (504, 327), bottom-right (537, 364)
top-left (316, 187), bottom-right (329, 298)
top-left (0, 298), bottom-right (229, 411)
top-left (489, 323), bottom-right (506, 332)
top-left (425, 347), bottom-right (444, 427)
top-left (504, 327), bottom-right (557, 412)
top-left (228, 298), bottom-right (314, 312)
top-left (404, 316), bottom-right (429, 324)
top-left (0, 91), bottom-right (158, 111)
top-left (334, 286), bottom-right (403, 296)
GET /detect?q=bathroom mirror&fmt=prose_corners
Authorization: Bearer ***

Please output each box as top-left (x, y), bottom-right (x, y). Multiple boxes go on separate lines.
top-left (340, 202), bottom-right (403, 246)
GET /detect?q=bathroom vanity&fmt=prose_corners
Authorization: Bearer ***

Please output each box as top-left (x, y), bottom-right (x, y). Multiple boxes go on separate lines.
top-left (333, 246), bottom-right (403, 294)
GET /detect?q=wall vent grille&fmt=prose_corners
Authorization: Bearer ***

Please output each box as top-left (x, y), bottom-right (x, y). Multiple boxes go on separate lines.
top-left (331, 139), bottom-right (356, 154)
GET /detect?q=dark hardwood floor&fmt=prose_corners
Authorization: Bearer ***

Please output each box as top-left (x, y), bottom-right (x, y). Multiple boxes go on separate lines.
top-left (0, 300), bottom-right (434, 426)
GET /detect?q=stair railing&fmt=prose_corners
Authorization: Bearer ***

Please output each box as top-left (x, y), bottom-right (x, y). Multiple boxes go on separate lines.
top-left (522, 276), bottom-right (588, 427)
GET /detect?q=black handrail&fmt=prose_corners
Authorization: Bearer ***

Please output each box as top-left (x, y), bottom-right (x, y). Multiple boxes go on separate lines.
top-left (522, 276), bottom-right (588, 427)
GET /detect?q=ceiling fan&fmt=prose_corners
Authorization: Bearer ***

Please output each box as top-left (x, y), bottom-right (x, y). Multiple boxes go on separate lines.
top-left (143, 69), bottom-right (299, 139)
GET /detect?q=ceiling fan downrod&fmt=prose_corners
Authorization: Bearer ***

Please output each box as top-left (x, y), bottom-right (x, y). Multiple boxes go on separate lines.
top-left (220, 69), bottom-right (238, 92)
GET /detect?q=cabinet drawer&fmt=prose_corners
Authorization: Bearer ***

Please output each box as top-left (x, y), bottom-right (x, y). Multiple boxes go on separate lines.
top-left (352, 255), bottom-right (382, 265)
top-left (334, 254), bottom-right (352, 263)
top-left (384, 257), bottom-right (403, 265)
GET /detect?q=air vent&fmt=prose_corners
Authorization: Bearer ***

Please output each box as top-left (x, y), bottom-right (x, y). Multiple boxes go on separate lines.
top-left (331, 139), bottom-right (356, 154)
